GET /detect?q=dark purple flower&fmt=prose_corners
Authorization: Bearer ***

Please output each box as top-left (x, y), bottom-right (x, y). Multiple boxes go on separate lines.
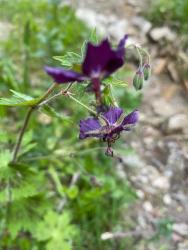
top-left (79, 107), bottom-right (139, 156)
top-left (45, 35), bottom-right (128, 103)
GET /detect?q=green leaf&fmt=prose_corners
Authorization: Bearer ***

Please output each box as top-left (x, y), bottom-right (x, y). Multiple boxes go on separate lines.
top-left (0, 150), bottom-right (12, 169)
top-left (88, 28), bottom-right (98, 44)
top-left (81, 28), bottom-right (99, 59)
top-left (0, 131), bottom-right (8, 143)
top-left (40, 105), bottom-right (70, 123)
top-left (0, 163), bottom-right (46, 203)
top-left (81, 40), bottom-right (87, 59)
top-left (7, 194), bottom-right (51, 239)
top-left (67, 185), bottom-right (79, 199)
top-left (53, 52), bottom-right (82, 68)
top-left (0, 89), bottom-right (40, 107)
top-left (34, 210), bottom-right (78, 250)
top-left (10, 89), bottom-right (33, 101)
top-left (21, 130), bottom-right (33, 146)
top-left (104, 77), bottom-right (128, 87)
top-left (20, 142), bottom-right (37, 156)
top-left (103, 85), bottom-right (115, 106)
top-left (48, 168), bottom-right (65, 197)
top-left (19, 130), bottom-right (37, 156)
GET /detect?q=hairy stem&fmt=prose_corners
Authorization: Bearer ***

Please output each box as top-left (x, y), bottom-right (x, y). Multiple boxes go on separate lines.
top-left (38, 82), bottom-right (74, 108)
top-left (126, 43), bottom-right (150, 65)
top-left (92, 78), bottom-right (102, 105)
top-left (68, 94), bottom-right (97, 116)
top-left (11, 82), bottom-right (57, 163)
top-left (135, 46), bottom-right (143, 67)
top-left (12, 107), bottom-right (33, 163)
top-left (140, 47), bottom-right (151, 64)
top-left (38, 92), bottom-right (62, 107)
top-left (37, 82), bottom-right (57, 103)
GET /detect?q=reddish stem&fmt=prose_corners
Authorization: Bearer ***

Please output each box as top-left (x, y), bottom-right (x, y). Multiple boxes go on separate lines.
top-left (92, 78), bottom-right (102, 105)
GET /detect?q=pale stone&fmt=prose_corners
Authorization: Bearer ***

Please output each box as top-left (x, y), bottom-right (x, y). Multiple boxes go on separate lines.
top-left (150, 26), bottom-right (176, 42)
top-left (152, 176), bottom-right (170, 190)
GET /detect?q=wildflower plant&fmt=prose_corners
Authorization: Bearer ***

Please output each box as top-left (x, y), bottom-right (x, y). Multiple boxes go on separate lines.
top-left (0, 32), bottom-right (150, 161)
top-left (0, 21), bottom-right (150, 248)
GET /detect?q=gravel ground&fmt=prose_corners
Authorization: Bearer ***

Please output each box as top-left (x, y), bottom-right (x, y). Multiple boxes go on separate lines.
top-left (71, 1), bottom-right (188, 249)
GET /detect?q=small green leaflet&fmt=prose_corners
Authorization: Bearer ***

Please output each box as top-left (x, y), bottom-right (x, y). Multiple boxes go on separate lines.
top-left (103, 84), bottom-right (116, 106)
top-left (0, 149), bottom-right (12, 169)
top-left (40, 105), bottom-right (71, 123)
top-left (81, 28), bottom-right (99, 59)
top-left (53, 52), bottom-right (82, 68)
top-left (89, 28), bottom-right (98, 44)
top-left (0, 89), bottom-right (40, 107)
top-left (34, 210), bottom-right (78, 250)
top-left (54, 29), bottom-right (98, 67)
top-left (10, 89), bottom-right (33, 101)
top-left (103, 77), bottom-right (128, 87)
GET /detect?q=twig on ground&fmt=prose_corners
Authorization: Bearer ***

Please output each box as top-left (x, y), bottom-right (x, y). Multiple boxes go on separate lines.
top-left (101, 229), bottom-right (142, 240)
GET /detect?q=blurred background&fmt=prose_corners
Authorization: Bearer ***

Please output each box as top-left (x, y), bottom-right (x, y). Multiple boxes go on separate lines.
top-left (0, 0), bottom-right (188, 249)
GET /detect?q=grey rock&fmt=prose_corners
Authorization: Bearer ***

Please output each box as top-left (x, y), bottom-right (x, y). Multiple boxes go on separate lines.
top-left (178, 242), bottom-right (188, 250)
top-left (152, 98), bottom-right (177, 117)
top-left (108, 19), bottom-right (128, 40)
top-left (167, 114), bottom-right (188, 133)
top-left (152, 176), bottom-right (170, 190)
top-left (76, 8), bottom-right (106, 35)
top-left (132, 16), bottom-right (152, 34)
top-left (150, 26), bottom-right (176, 42)
top-left (173, 223), bottom-right (188, 236)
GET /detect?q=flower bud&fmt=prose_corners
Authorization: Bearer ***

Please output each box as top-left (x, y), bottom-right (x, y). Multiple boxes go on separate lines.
top-left (133, 69), bottom-right (144, 90)
top-left (105, 146), bottom-right (113, 157)
top-left (143, 63), bottom-right (151, 81)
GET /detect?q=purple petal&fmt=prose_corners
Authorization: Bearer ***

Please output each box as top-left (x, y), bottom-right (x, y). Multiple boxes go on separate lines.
top-left (104, 34), bottom-right (128, 76)
top-left (104, 57), bottom-right (124, 77)
top-left (117, 34), bottom-right (128, 54)
top-left (121, 110), bottom-right (139, 129)
top-left (82, 39), bottom-right (112, 77)
top-left (103, 107), bottom-right (123, 125)
top-left (82, 37), bottom-right (128, 78)
top-left (45, 66), bottom-right (85, 84)
top-left (79, 118), bottom-right (102, 139)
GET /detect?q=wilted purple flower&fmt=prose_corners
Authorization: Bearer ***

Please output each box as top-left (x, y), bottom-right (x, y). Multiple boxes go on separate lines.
top-left (45, 35), bottom-right (128, 103)
top-left (79, 107), bottom-right (139, 156)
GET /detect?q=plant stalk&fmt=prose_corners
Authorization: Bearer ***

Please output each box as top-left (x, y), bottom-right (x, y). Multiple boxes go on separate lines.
top-left (12, 107), bottom-right (33, 163)
top-left (37, 82), bottom-right (57, 103)
top-left (38, 82), bottom-right (74, 108)
top-left (68, 94), bottom-right (97, 116)
top-left (11, 82), bottom-right (57, 163)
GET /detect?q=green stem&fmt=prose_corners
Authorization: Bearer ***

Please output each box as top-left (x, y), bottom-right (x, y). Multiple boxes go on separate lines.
top-left (126, 44), bottom-right (150, 65)
top-left (67, 93), bottom-right (109, 125)
top-left (38, 92), bottom-right (62, 107)
top-left (11, 82), bottom-right (57, 163)
top-left (38, 82), bottom-right (74, 108)
top-left (109, 84), bottom-right (118, 106)
top-left (12, 107), bottom-right (33, 163)
top-left (68, 94), bottom-right (97, 116)
top-left (135, 46), bottom-right (143, 67)
top-left (64, 82), bottom-right (74, 92)
top-left (36, 82), bottom-right (57, 104)
top-left (140, 47), bottom-right (151, 64)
